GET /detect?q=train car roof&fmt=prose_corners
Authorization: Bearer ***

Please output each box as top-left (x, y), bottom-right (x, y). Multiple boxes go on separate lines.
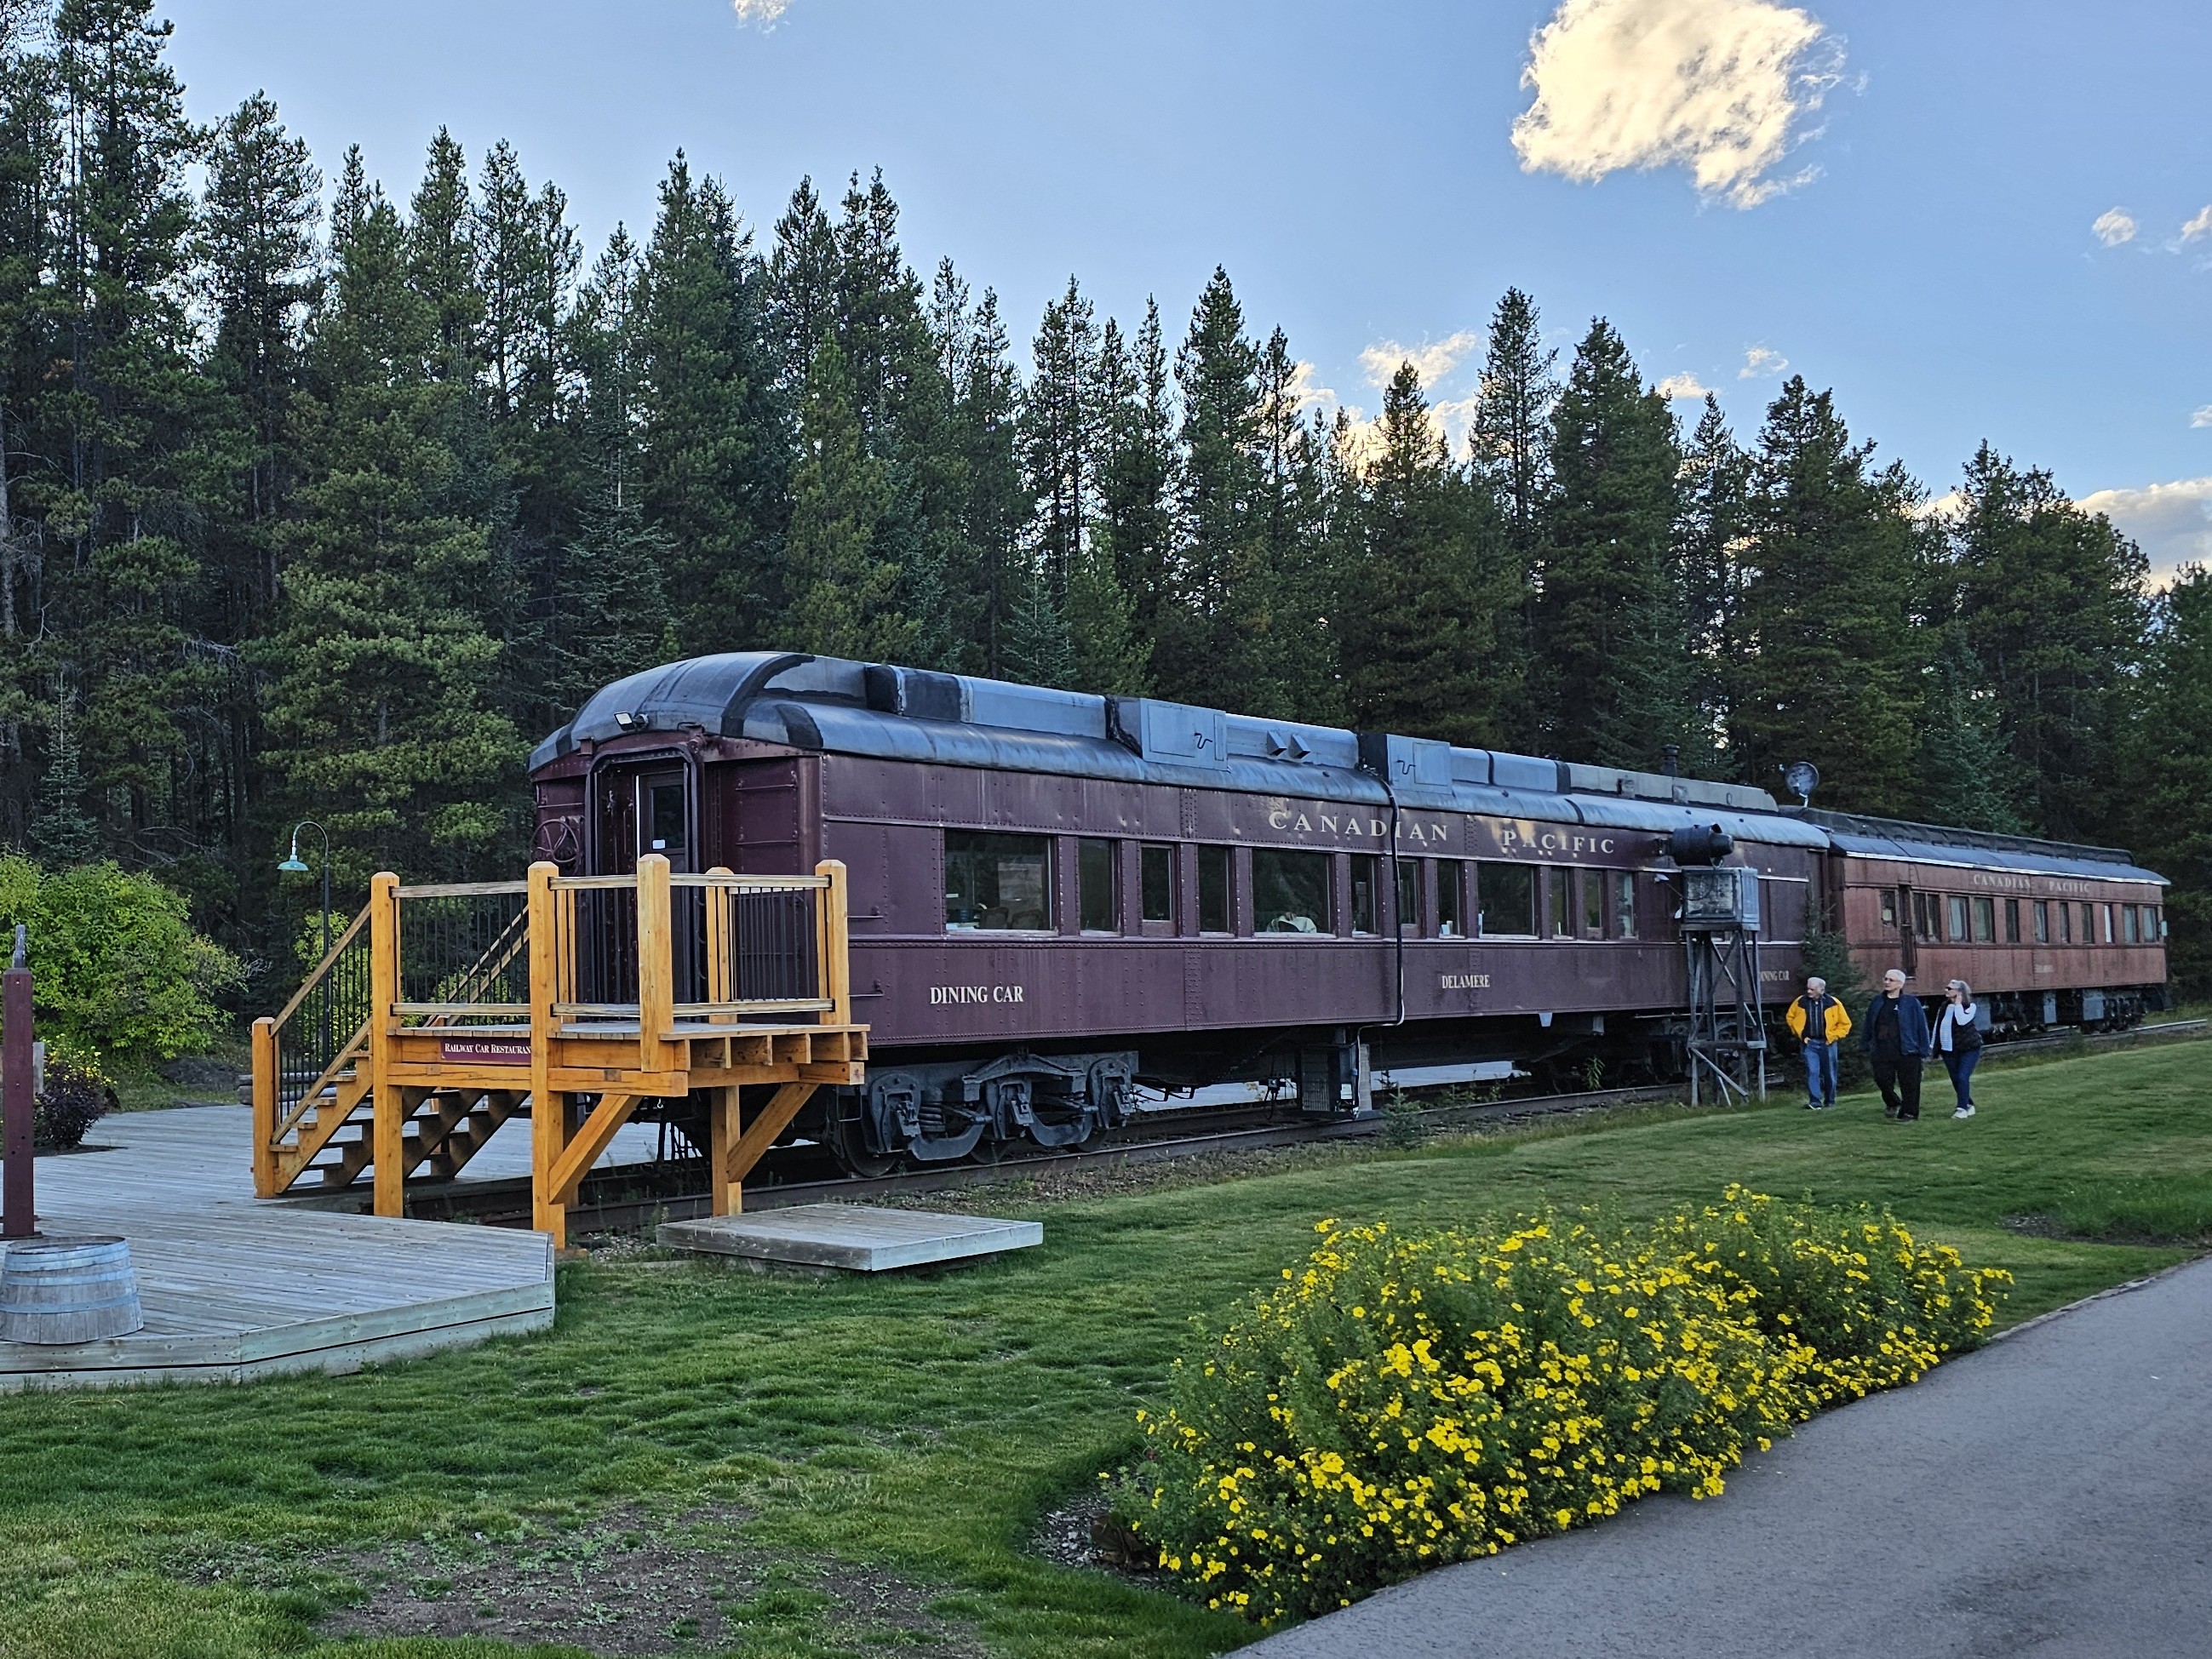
top-left (532, 651), bottom-right (2149, 860)
top-left (1795, 809), bottom-right (2168, 886)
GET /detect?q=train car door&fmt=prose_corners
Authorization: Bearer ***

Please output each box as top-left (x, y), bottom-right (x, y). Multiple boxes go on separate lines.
top-left (593, 764), bottom-right (695, 876)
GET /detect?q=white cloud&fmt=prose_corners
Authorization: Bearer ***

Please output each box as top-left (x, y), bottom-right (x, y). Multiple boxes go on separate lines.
top-left (1655, 371), bottom-right (1714, 400)
top-left (2092, 207), bottom-right (2137, 247)
top-left (2181, 205), bottom-right (2212, 243)
top-left (1287, 361), bottom-right (1342, 416)
top-left (2076, 478), bottom-right (2212, 583)
top-left (1739, 345), bottom-right (1787, 379)
top-left (1358, 331), bottom-right (1481, 391)
top-left (2192, 405), bottom-right (2212, 430)
top-left (732, 0), bottom-right (790, 26)
top-left (1510, 0), bottom-right (1842, 209)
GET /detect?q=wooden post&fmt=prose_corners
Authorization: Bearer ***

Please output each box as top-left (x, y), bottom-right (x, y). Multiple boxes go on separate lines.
top-left (527, 861), bottom-right (565, 1248)
top-left (817, 859), bottom-right (851, 1027)
top-left (709, 1085), bottom-right (742, 1215)
top-left (636, 854), bottom-right (675, 1073)
top-left (368, 872), bottom-right (403, 1218)
top-left (250, 1016), bottom-right (278, 1198)
top-left (704, 867), bottom-right (732, 1021)
top-left (3, 926), bottom-right (32, 1239)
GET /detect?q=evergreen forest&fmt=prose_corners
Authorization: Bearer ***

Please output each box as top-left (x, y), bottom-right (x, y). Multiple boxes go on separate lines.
top-left (2, 0), bottom-right (2208, 1004)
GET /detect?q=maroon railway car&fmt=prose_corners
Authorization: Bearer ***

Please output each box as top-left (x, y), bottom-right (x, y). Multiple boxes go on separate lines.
top-left (528, 652), bottom-right (1852, 1168)
top-left (1809, 810), bottom-right (2169, 1033)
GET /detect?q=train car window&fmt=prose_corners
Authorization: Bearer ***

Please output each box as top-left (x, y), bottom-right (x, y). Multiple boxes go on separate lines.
top-left (1349, 855), bottom-right (1379, 936)
top-left (943, 832), bottom-right (1052, 931)
top-left (2004, 899), bottom-right (2020, 943)
top-left (1476, 862), bottom-right (1536, 937)
top-left (643, 777), bottom-right (687, 857)
top-left (2152, 907), bottom-right (2166, 941)
top-left (1140, 844), bottom-right (1175, 924)
top-left (2123, 905), bottom-right (2140, 945)
top-left (1614, 871), bottom-right (1638, 940)
top-left (1548, 868), bottom-right (1574, 939)
top-left (1197, 845), bottom-right (1232, 934)
top-left (1914, 892), bottom-right (1940, 942)
top-left (1078, 838), bottom-right (1118, 933)
top-left (1397, 861), bottom-right (1421, 933)
top-left (1254, 849), bottom-right (1331, 934)
top-left (2059, 902), bottom-right (2072, 944)
top-left (1581, 871), bottom-right (1605, 937)
top-left (2100, 903), bottom-right (2114, 943)
top-left (1881, 890), bottom-right (1898, 928)
top-left (2034, 900), bottom-right (2050, 944)
top-left (1946, 895), bottom-right (1969, 941)
top-left (1972, 897), bottom-right (1994, 943)
top-left (2081, 901), bottom-right (2095, 943)
top-left (1436, 861), bottom-right (1465, 937)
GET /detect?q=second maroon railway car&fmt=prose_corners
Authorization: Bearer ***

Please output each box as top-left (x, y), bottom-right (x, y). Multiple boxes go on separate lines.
top-left (529, 652), bottom-right (2169, 1168)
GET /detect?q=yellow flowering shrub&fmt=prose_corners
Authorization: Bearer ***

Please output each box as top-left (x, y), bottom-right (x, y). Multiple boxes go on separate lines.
top-left (1121, 1187), bottom-right (2009, 1624)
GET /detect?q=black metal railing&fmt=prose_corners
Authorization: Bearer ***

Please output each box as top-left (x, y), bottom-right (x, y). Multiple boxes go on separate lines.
top-left (272, 910), bottom-right (373, 1124)
top-left (392, 884), bottom-right (530, 1019)
top-left (558, 879), bottom-right (641, 1013)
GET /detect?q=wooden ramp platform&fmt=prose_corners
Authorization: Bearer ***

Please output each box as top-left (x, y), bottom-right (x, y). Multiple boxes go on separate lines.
top-left (661, 1203), bottom-right (1042, 1273)
top-left (0, 1107), bottom-right (553, 1391)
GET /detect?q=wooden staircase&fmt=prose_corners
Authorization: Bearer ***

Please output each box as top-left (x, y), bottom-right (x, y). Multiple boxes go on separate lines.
top-left (252, 856), bottom-right (868, 1246)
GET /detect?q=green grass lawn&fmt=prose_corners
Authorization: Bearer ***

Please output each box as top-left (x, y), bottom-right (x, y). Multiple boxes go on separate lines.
top-left (1, 1042), bottom-right (2208, 1659)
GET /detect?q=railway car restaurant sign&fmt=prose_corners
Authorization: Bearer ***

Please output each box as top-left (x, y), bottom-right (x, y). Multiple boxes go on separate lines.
top-left (438, 1037), bottom-right (532, 1066)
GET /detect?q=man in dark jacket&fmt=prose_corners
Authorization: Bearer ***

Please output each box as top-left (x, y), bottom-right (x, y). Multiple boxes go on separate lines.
top-left (1860, 968), bottom-right (1933, 1121)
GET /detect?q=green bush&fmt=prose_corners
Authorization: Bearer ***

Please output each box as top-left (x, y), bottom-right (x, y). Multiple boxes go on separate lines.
top-left (0, 856), bottom-right (244, 1063)
top-left (1120, 1188), bottom-right (2009, 1624)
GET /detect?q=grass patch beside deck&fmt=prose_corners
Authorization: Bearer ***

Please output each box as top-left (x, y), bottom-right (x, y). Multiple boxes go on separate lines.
top-left (0, 1042), bottom-right (2206, 1658)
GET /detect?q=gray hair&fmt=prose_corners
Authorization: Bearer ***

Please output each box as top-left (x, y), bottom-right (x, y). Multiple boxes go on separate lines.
top-left (1805, 975), bottom-right (1827, 993)
top-left (1883, 967), bottom-right (1907, 984)
top-left (1947, 978), bottom-right (1974, 1002)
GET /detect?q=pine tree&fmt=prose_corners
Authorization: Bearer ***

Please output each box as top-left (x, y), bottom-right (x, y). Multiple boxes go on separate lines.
top-left (1467, 287), bottom-right (1556, 745)
top-left (1023, 276), bottom-right (1099, 609)
top-left (1095, 300), bottom-right (1177, 676)
top-left (1335, 363), bottom-right (1510, 746)
top-left (30, 700), bottom-right (97, 867)
top-left (406, 128), bottom-right (479, 380)
top-left (1157, 268), bottom-right (1259, 706)
top-left (1910, 622), bottom-right (2025, 833)
top-left (1241, 327), bottom-right (1336, 722)
top-left (43, 0), bottom-right (209, 855)
top-left (780, 337), bottom-right (912, 661)
top-left (633, 152), bottom-right (782, 650)
top-left (1729, 378), bottom-right (1930, 814)
top-left (1675, 395), bottom-right (1749, 766)
top-left (263, 178), bottom-right (520, 882)
top-left (1534, 317), bottom-right (1688, 768)
top-left (2133, 567), bottom-right (2212, 992)
top-left (765, 174), bottom-right (837, 404)
top-left (930, 266), bottom-right (1028, 675)
top-left (1948, 442), bottom-right (2149, 841)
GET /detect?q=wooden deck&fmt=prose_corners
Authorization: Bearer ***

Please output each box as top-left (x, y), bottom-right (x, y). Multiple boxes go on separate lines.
top-left (0, 1107), bottom-right (553, 1390)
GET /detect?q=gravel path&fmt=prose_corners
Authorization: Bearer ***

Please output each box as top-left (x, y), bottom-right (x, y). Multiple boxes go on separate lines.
top-left (1247, 1256), bottom-right (2212, 1658)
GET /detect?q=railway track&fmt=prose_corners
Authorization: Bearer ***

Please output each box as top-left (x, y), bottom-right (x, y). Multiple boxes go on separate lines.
top-left (394, 1017), bottom-right (2208, 1236)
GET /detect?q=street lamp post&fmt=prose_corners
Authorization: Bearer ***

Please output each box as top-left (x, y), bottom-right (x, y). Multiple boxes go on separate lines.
top-left (280, 821), bottom-right (333, 1055)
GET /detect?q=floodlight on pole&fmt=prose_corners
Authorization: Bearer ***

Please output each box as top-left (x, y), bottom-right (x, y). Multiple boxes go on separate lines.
top-left (280, 821), bottom-right (335, 1055)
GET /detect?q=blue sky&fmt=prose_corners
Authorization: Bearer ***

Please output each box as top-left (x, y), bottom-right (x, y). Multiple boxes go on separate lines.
top-left (163, 0), bottom-right (2212, 573)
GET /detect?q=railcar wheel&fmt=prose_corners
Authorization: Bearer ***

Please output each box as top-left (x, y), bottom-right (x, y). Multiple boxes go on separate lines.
top-left (823, 1090), bottom-right (898, 1179)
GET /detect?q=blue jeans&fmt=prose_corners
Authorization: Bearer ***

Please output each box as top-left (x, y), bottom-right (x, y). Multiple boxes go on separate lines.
top-left (1802, 1041), bottom-right (1839, 1107)
top-left (1942, 1046), bottom-right (1980, 1111)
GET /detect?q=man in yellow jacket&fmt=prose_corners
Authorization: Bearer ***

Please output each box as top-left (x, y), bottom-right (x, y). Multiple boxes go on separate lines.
top-left (1785, 975), bottom-right (1853, 1110)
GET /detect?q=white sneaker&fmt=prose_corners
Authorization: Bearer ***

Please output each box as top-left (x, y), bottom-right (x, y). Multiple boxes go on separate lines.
top-left (1953, 1104), bottom-right (1975, 1120)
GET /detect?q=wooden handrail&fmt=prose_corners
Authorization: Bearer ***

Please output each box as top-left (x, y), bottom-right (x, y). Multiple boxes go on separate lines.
top-left (270, 1016), bottom-right (372, 1142)
top-left (269, 901), bottom-right (372, 1032)
top-left (670, 872), bottom-right (829, 891)
top-left (393, 879), bottom-right (531, 899)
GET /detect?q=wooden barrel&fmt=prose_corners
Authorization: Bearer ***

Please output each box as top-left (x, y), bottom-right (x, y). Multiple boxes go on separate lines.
top-left (0, 1236), bottom-right (145, 1344)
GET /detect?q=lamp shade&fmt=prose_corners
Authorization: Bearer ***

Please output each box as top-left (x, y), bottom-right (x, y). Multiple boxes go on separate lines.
top-left (278, 855), bottom-right (310, 875)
